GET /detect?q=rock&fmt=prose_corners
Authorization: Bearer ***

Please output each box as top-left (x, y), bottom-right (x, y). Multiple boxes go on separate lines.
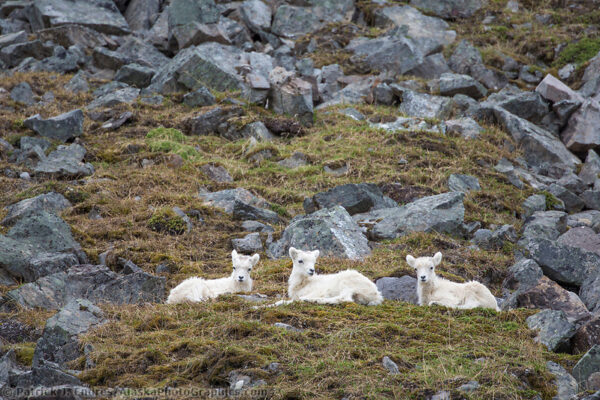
top-left (271, 0), bottom-right (353, 39)
top-left (241, 221), bottom-right (274, 233)
top-left (242, 121), bottom-right (276, 141)
top-left (87, 87), bottom-right (140, 109)
top-left (125, 0), bottom-right (160, 31)
top-left (32, 299), bottom-right (105, 368)
top-left (582, 190), bottom-right (600, 211)
top-left (526, 310), bottom-right (575, 352)
top-left (399, 90), bottom-right (453, 119)
top-left (200, 163), bottom-right (233, 183)
top-left (372, 5), bottom-right (456, 53)
top-left (546, 361), bottom-right (578, 400)
top-left (114, 63), bottom-right (155, 88)
top-left (10, 363), bottom-right (84, 391)
top-left (303, 183), bottom-right (397, 215)
top-left (187, 106), bottom-right (245, 137)
top-left (431, 391), bottom-right (451, 400)
top-left (519, 65), bottom-right (543, 84)
top-left (10, 82), bottom-right (35, 106)
top-left (502, 258), bottom-right (543, 294)
top-left (370, 116), bottom-right (445, 135)
top-left (101, 111), bottom-right (133, 130)
top-left (573, 315), bottom-right (600, 354)
top-left (458, 381), bottom-right (480, 392)
top-left (521, 211), bottom-right (567, 242)
top-left (382, 356), bottom-right (399, 375)
top-left (64, 71), bottom-right (89, 94)
top-left (30, 0), bottom-right (130, 34)
top-left (278, 152), bottom-right (308, 169)
top-left (0, 30), bottom-right (27, 48)
top-left (445, 117), bottom-right (482, 139)
top-left (561, 99), bottom-right (600, 153)
top-left (580, 150), bottom-right (600, 186)
top-left (406, 53), bottom-right (451, 79)
top-left (447, 174), bottom-right (480, 193)
top-left (239, 0), bottom-right (271, 33)
top-left (273, 322), bottom-right (302, 332)
top-left (449, 40), bottom-right (507, 90)
top-left (439, 73), bottom-right (487, 99)
top-left (480, 104), bottom-right (580, 171)
top-left (1, 192), bottom-right (71, 227)
top-left (23, 109), bottom-right (84, 143)
top-left (548, 184), bottom-right (585, 213)
top-left (232, 232), bottom-right (263, 253)
top-left (557, 173), bottom-right (587, 195)
top-left (409, 0), bottom-right (483, 18)
top-left (573, 345), bottom-right (600, 388)
top-left (375, 276), bottom-right (418, 304)
top-left (535, 74), bottom-right (583, 103)
top-left (557, 227), bottom-right (600, 256)
top-left (4, 264), bottom-right (166, 310)
top-left (515, 276), bottom-right (590, 323)
top-left (0, 40), bottom-right (53, 68)
top-left (183, 87), bottom-right (216, 107)
top-left (522, 195), bottom-right (547, 218)
top-left (169, 20), bottom-right (231, 51)
top-left (172, 206), bottom-right (193, 233)
top-left (268, 67), bottom-right (313, 127)
top-left (199, 187), bottom-right (270, 214)
top-left (353, 192), bottom-right (465, 240)
top-left (268, 206), bottom-right (370, 260)
top-left (486, 87), bottom-right (550, 125)
top-left (232, 200), bottom-right (280, 224)
top-left (580, 273), bottom-right (600, 314)
top-left (117, 36), bottom-right (170, 69)
top-left (473, 225), bottom-right (516, 250)
top-left (16, 45), bottom-right (80, 74)
top-left (33, 143), bottom-right (95, 178)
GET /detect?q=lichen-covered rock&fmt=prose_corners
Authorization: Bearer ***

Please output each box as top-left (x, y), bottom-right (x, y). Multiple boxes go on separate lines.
top-left (526, 310), bottom-right (575, 352)
top-left (303, 183), bottom-right (397, 215)
top-left (24, 109), bottom-right (84, 143)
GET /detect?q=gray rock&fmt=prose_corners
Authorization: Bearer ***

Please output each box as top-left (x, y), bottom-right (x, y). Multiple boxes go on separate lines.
top-left (273, 322), bottom-right (302, 332)
top-left (10, 82), bottom-right (34, 106)
top-left (100, 111), bottom-right (133, 131)
top-left (375, 276), bottom-right (418, 304)
top-left (353, 192), bottom-right (465, 240)
top-left (473, 225), bottom-right (516, 250)
top-left (114, 63), bottom-right (155, 88)
top-left (0, 39), bottom-right (53, 67)
top-left (303, 183), bottom-right (397, 215)
top-left (573, 345), bottom-right (600, 388)
top-left (168, 20), bottom-right (231, 51)
top-left (87, 87), bottom-right (140, 109)
top-left (268, 67), bottom-right (313, 127)
top-left (405, 52), bottom-right (451, 79)
top-left (24, 109), bottom-right (84, 142)
top-left (125, 0), bottom-right (160, 31)
top-left (17, 45), bottom-right (80, 74)
top-left (241, 221), bottom-right (274, 233)
top-left (557, 173), bottom-right (587, 195)
top-left (522, 194), bottom-right (547, 218)
top-left (399, 90), bottom-right (453, 119)
top-left (486, 87), bottom-right (550, 125)
top-left (502, 258), bottom-right (543, 293)
top-left (242, 121), bottom-right (275, 141)
top-left (567, 210), bottom-right (600, 231)
top-left (458, 381), bottom-right (480, 392)
top-left (439, 72), bottom-right (487, 99)
top-left (33, 299), bottom-right (105, 368)
top-left (561, 99), bottom-right (600, 153)
top-left (9, 363), bottom-right (84, 390)
top-left (480, 104), bottom-right (580, 171)
top-left (200, 163), bottom-right (233, 183)
top-left (117, 36), bottom-right (170, 69)
top-left (93, 81), bottom-right (129, 98)
top-left (521, 211), bottom-right (567, 242)
top-left (536, 74), bottom-right (583, 103)
top-left (449, 40), bottom-right (507, 90)
top-left (183, 87), bottom-right (216, 107)
top-left (546, 361), bottom-right (578, 400)
top-left (2, 192), bottom-right (71, 227)
top-left (557, 226), bottom-right (600, 256)
top-left (168, 0), bottom-right (220, 33)
top-left (0, 30), bottom-right (27, 48)
top-left (271, 0), bottom-right (353, 39)
top-left (20, 136), bottom-right (51, 153)
top-left (268, 206), bottom-right (370, 260)
top-left (373, 83), bottom-right (395, 105)
top-left (548, 184), bottom-right (585, 213)
top-left (447, 174), bottom-right (480, 192)
top-left (232, 199), bottom-right (280, 224)
top-left (187, 106), bottom-right (245, 137)
top-left (4, 264), bottom-right (166, 310)
top-left (526, 310), bottom-right (575, 352)
top-left (240, 0), bottom-right (271, 33)
top-left (64, 71), bottom-right (89, 94)
top-left (30, 0), bottom-right (130, 35)
top-left (33, 143), bottom-right (95, 178)
top-left (409, 0), bottom-right (483, 18)
top-left (580, 150), bottom-right (600, 186)
top-left (172, 206), bottom-right (193, 233)
top-left (232, 232), bottom-right (263, 253)
top-left (382, 356), bottom-right (399, 375)
top-left (582, 190), bottom-right (600, 211)
top-left (278, 152), bottom-right (308, 169)
top-left (581, 273), bottom-right (600, 313)
top-left (573, 315), bottom-right (600, 354)
top-left (445, 117), bottom-right (482, 139)
top-left (199, 187), bottom-right (270, 214)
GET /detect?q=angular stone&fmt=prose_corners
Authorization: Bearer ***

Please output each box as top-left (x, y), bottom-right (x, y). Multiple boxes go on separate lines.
top-left (522, 194), bottom-right (546, 219)
top-left (64, 71), bottom-right (89, 94)
top-left (582, 190), bottom-right (600, 211)
top-left (232, 199), bottom-right (280, 224)
top-left (548, 184), bottom-right (585, 213)
top-left (580, 150), bottom-right (600, 186)
top-left (502, 258), bottom-right (543, 293)
top-left (268, 67), bottom-right (313, 127)
top-left (535, 74), bottom-right (583, 103)
top-left (10, 82), bottom-right (34, 106)
top-left (573, 315), bottom-right (600, 354)
top-left (271, 0), bottom-right (353, 39)
top-left (580, 273), bottom-right (600, 314)
top-left (87, 87), bottom-right (140, 109)
top-left (114, 63), bottom-right (155, 88)
top-left (445, 117), bottom-right (482, 139)
top-left (2, 192), bottom-right (71, 227)
top-left (375, 276), bottom-right (418, 304)
top-left (447, 174), bottom-right (480, 192)
top-left (169, 21), bottom-right (231, 50)
top-left (487, 87), bottom-right (550, 125)
top-left (561, 99), bottom-right (600, 153)
top-left (278, 152), bottom-right (309, 169)
top-left (405, 52), bottom-right (450, 79)
top-left (399, 90), bottom-right (453, 119)
top-left (240, 0), bottom-right (271, 32)
top-left (409, 0), bottom-right (483, 19)
top-left (200, 163), bottom-right (233, 183)
top-left (303, 183), bottom-right (397, 215)
top-left (268, 206), bottom-right (371, 260)
top-left (125, 0), bottom-right (160, 31)
top-left (354, 192), bottom-right (465, 240)
top-left (0, 40), bottom-right (53, 67)
top-left (526, 310), bottom-right (575, 352)
top-left (183, 87), bottom-right (216, 107)
top-left (24, 109), bottom-right (84, 142)
top-left (557, 226), bottom-right (600, 256)
top-left (199, 187), bottom-right (270, 215)
top-left (573, 345), bottom-right (600, 388)
top-left (546, 361), bottom-right (578, 400)
top-left (439, 73), bottom-right (487, 99)
top-left (186, 106), bottom-right (245, 136)
top-left (232, 232), bottom-right (263, 253)
top-left (33, 143), bottom-right (95, 178)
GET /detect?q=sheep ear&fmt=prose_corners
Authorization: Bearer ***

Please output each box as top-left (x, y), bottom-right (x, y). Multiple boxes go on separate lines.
top-left (312, 250), bottom-right (320, 258)
top-left (406, 255), bottom-right (416, 268)
top-left (231, 250), bottom-right (238, 261)
top-left (289, 247), bottom-right (298, 260)
top-left (433, 252), bottom-right (442, 266)
top-left (250, 254), bottom-right (260, 266)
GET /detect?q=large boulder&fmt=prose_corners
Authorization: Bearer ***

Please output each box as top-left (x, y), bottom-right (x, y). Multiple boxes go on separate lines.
top-left (520, 211), bottom-right (567, 242)
top-left (579, 150), bottom-right (600, 186)
top-left (353, 192), bottom-right (465, 240)
top-left (398, 90), bottom-right (453, 119)
top-left (271, 0), bottom-right (354, 39)
top-left (303, 183), bottom-right (397, 215)
top-left (240, 0), bottom-right (272, 33)
top-left (580, 274), bottom-right (600, 313)
top-left (267, 206), bottom-right (371, 260)
top-left (557, 226), bottom-right (600, 256)
top-left (33, 143), bottom-right (95, 178)
top-left (32, 299), bottom-right (105, 368)
top-left (30, 0), bottom-right (130, 35)
top-left (1, 192), bottom-right (71, 227)
top-left (409, 0), bottom-right (483, 18)
top-left (199, 188), bottom-right (270, 214)
top-left (573, 345), bottom-right (600, 388)
top-left (535, 74), bottom-right (583, 103)
top-left (375, 276), bottom-right (418, 304)
top-left (125, 0), bottom-right (160, 31)
top-left (439, 72), bottom-right (487, 99)
top-left (526, 310), bottom-right (575, 353)
top-left (268, 67), bottom-right (313, 127)
top-left (561, 99), bottom-right (600, 153)
top-left (546, 361), bottom-right (579, 400)
top-left (486, 87), bottom-right (550, 125)
top-left (4, 264), bottom-right (166, 310)
top-left (23, 109), bottom-right (84, 143)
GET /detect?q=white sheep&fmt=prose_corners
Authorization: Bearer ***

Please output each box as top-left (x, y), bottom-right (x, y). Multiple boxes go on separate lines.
top-left (406, 252), bottom-right (499, 311)
top-left (166, 250), bottom-right (259, 304)
top-left (272, 247), bottom-right (383, 306)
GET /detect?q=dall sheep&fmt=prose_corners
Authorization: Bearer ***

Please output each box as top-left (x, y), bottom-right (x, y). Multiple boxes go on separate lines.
top-left (406, 252), bottom-right (499, 311)
top-left (166, 250), bottom-right (259, 304)
top-left (273, 247), bottom-right (383, 306)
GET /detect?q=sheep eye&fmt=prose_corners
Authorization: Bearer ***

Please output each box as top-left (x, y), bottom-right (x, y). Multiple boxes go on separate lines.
top-left (430, 267), bottom-right (433, 270)
top-left (248, 268), bottom-right (252, 272)
top-left (298, 260), bottom-right (303, 264)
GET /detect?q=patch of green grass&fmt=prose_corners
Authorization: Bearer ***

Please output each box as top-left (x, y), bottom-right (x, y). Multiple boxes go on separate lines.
top-left (541, 190), bottom-right (562, 210)
top-left (145, 127), bottom-right (200, 161)
top-left (6, 342), bottom-right (36, 366)
top-left (554, 37), bottom-right (600, 68)
top-left (147, 208), bottom-right (187, 235)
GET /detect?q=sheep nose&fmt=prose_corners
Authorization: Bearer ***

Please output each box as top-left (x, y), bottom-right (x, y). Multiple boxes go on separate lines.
top-left (238, 276), bottom-right (244, 281)
top-left (420, 276), bottom-right (426, 280)
top-left (308, 269), bottom-right (315, 274)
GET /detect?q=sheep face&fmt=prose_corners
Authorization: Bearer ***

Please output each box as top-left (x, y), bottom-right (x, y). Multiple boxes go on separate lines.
top-left (406, 252), bottom-right (442, 283)
top-left (288, 247), bottom-right (320, 276)
top-left (231, 250), bottom-right (259, 282)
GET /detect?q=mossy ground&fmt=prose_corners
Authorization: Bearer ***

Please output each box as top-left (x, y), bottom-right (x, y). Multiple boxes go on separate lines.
top-left (0, 72), bottom-right (581, 398)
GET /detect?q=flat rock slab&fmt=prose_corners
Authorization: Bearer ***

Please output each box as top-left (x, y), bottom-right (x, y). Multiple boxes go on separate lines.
top-left (526, 309), bottom-right (575, 352)
top-left (24, 109), bottom-right (84, 142)
top-left (375, 276), bottom-right (418, 304)
top-left (303, 183), bottom-right (397, 215)
top-left (1, 192), bottom-right (71, 227)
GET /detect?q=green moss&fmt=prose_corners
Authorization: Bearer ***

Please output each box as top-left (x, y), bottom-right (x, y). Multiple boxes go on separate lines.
top-left (554, 37), bottom-right (600, 68)
top-left (147, 208), bottom-right (187, 235)
top-left (8, 342), bottom-right (36, 366)
top-left (541, 191), bottom-right (563, 210)
top-left (145, 127), bottom-right (200, 161)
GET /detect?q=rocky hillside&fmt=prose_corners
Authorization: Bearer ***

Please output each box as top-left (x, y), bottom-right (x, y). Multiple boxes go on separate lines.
top-left (1, 0), bottom-right (600, 398)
